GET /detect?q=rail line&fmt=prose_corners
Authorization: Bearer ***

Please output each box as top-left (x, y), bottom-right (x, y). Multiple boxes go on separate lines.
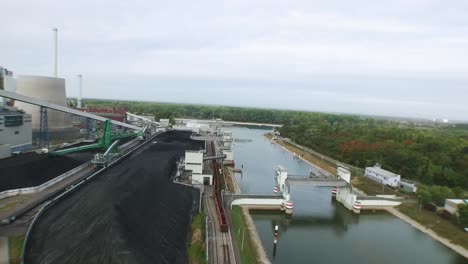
top-left (205, 185), bottom-right (232, 264)
top-left (207, 141), bottom-right (229, 232)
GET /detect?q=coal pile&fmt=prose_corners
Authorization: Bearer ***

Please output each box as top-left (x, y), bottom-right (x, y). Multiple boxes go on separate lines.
top-left (25, 131), bottom-right (204, 264)
top-left (0, 153), bottom-right (86, 192)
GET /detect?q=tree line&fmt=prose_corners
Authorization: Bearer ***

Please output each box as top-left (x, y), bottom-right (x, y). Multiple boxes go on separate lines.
top-left (86, 99), bottom-right (468, 189)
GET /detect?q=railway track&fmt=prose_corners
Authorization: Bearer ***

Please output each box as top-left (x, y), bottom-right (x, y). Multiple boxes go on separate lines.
top-left (205, 185), bottom-right (233, 264)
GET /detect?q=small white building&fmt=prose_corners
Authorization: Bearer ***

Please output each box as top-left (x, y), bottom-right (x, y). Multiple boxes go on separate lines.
top-left (399, 180), bottom-right (418, 193)
top-left (185, 150), bottom-right (212, 185)
top-left (173, 120), bottom-right (209, 133)
top-left (159, 119), bottom-right (170, 127)
top-left (444, 199), bottom-right (468, 215)
top-left (365, 164), bottom-right (400, 187)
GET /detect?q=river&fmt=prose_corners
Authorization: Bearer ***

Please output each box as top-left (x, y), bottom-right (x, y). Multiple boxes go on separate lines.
top-left (230, 127), bottom-right (466, 264)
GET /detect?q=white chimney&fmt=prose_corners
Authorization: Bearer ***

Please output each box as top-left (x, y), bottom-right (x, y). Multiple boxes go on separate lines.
top-left (77, 74), bottom-right (82, 108)
top-left (53, 27), bottom-right (58, 77)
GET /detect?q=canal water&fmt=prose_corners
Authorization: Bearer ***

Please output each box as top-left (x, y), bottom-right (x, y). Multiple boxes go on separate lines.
top-left (230, 127), bottom-right (466, 264)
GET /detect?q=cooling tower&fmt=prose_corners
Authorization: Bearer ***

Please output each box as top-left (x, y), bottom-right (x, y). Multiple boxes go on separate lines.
top-left (15, 75), bottom-right (72, 131)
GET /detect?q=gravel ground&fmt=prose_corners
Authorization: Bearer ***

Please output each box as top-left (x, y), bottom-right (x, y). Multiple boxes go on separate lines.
top-left (25, 131), bottom-right (203, 264)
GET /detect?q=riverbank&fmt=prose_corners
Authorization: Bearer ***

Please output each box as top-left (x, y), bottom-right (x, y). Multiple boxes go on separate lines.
top-left (266, 133), bottom-right (468, 259)
top-left (386, 207), bottom-right (468, 258)
top-left (225, 167), bottom-right (270, 264)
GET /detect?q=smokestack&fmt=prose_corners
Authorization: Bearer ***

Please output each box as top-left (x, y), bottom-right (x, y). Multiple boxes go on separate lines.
top-left (77, 74), bottom-right (82, 108)
top-left (53, 27), bottom-right (58, 77)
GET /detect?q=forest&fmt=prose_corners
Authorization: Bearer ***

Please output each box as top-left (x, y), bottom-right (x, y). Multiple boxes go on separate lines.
top-left (86, 99), bottom-right (468, 189)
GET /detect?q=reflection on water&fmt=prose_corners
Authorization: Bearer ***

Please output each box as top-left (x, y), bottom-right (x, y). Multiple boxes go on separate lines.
top-left (230, 127), bottom-right (466, 264)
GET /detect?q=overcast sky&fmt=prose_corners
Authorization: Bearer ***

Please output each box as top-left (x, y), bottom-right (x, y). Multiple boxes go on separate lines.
top-left (2, 0), bottom-right (468, 120)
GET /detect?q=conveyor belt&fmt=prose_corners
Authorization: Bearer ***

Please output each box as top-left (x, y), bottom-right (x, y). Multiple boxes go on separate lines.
top-left (0, 89), bottom-right (141, 131)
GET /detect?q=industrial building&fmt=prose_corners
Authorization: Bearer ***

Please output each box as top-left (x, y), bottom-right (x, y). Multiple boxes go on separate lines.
top-left (15, 75), bottom-right (72, 131)
top-left (184, 150), bottom-right (213, 185)
top-left (0, 106), bottom-right (32, 159)
top-left (364, 164), bottom-right (401, 187)
top-left (0, 68), bottom-right (33, 158)
top-left (173, 120), bottom-right (210, 133)
top-left (0, 67), bottom-right (16, 106)
top-left (159, 119), bottom-right (170, 127)
top-left (444, 199), bottom-right (468, 215)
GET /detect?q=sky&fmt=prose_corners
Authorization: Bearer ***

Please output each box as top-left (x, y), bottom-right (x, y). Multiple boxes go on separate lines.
top-left (1, 0), bottom-right (468, 120)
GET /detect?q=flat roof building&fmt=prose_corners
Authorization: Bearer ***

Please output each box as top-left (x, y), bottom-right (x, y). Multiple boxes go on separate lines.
top-left (365, 164), bottom-right (401, 187)
top-left (399, 180), bottom-right (418, 193)
top-left (444, 199), bottom-right (468, 215)
top-left (185, 150), bottom-right (212, 185)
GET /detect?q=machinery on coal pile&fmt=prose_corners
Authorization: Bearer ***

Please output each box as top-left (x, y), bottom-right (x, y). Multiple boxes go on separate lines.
top-left (0, 89), bottom-right (162, 165)
top-left (91, 139), bottom-right (121, 167)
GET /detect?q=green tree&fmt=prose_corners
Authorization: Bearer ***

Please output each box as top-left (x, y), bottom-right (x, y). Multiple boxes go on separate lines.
top-left (417, 185), bottom-right (432, 205)
top-left (453, 187), bottom-right (465, 199)
top-left (458, 204), bottom-right (468, 227)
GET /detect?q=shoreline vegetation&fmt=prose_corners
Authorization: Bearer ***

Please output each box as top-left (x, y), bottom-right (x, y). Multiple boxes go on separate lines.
top-left (224, 167), bottom-right (270, 264)
top-left (266, 133), bottom-right (468, 259)
top-left (82, 99), bottom-right (468, 260)
top-left (188, 213), bottom-right (207, 264)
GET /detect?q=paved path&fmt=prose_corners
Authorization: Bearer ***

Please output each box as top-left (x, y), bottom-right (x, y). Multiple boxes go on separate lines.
top-left (0, 237), bottom-right (9, 264)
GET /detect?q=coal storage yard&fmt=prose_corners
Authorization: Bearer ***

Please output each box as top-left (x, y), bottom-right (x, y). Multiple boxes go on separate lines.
top-left (24, 131), bottom-right (204, 264)
top-left (0, 152), bottom-right (86, 192)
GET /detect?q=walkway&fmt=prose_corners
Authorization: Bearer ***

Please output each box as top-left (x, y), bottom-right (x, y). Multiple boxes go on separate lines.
top-left (0, 237), bottom-right (8, 264)
top-left (287, 175), bottom-right (348, 187)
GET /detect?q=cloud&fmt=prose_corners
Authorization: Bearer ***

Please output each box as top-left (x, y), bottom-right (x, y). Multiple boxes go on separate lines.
top-left (1, 0), bottom-right (468, 120)
top-left (283, 10), bottom-right (431, 33)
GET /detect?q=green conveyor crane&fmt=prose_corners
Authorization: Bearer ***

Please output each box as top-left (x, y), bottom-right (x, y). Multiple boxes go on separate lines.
top-left (50, 120), bottom-right (150, 156)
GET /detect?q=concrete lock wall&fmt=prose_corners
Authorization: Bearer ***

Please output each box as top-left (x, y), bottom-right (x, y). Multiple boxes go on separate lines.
top-left (15, 75), bottom-right (72, 131)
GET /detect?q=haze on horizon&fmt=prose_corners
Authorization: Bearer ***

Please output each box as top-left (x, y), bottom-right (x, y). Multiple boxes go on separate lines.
top-left (2, 0), bottom-right (468, 121)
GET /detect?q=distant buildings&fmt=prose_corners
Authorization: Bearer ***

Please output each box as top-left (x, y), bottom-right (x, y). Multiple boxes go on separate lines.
top-left (159, 119), bottom-right (170, 127)
top-left (365, 164), bottom-right (401, 188)
top-left (78, 106), bottom-right (128, 123)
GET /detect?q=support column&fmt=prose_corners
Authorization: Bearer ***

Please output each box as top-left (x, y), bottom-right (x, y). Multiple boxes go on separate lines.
top-left (39, 106), bottom-right (50, 149)
top-left (85, 117), bottom-right (93, 139)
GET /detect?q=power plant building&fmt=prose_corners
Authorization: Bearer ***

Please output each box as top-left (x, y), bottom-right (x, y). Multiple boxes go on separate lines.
top-left (14, 75), bottom-right (72, 131)
top-left (0, 106), bottom-right (32, 158)
top-left (0, 67), bottom-right (32, 158)
top-left (0, 67), bottom-right (16, 106)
